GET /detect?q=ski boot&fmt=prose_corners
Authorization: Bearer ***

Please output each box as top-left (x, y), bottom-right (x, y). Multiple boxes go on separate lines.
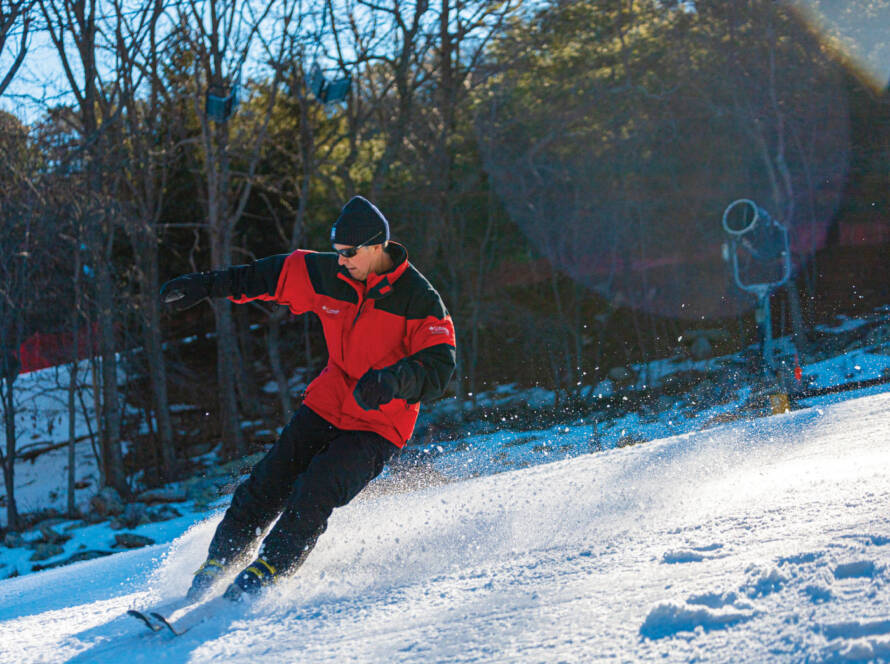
top-left (187, 558), bottom-right (226, 600)
top-left (223, 558), bottom-right (278, 602)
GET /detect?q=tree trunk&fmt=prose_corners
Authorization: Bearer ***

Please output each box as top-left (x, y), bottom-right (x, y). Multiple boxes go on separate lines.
top-left (213, 300), bottom-right (245, 458)
top-left (67, 245), bottom-right (81, 516)
top-left (96, 221), bottom-right (127, 496)
top-left (234, 304), bottom-right (262, 418)
top-left (142, 237), bottom-right (176, 480)
top-left (1, 375), bottom-right (21, 531)
top-left (67, 358), bottom-right (78, 517)
top-left (209, 181), bottom-right (244, 456)
top-left (202, 102), bottom-right (245, 457)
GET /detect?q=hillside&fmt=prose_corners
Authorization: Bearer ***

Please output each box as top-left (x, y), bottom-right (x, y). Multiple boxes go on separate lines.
top-left (1, 389), bottom-right (890, 662)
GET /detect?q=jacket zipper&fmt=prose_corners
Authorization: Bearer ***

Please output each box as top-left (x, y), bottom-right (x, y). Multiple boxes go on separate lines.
top-left (352, 290), bottom-right (368, 328)
top-left (343, 289), bottom-right (366, 365)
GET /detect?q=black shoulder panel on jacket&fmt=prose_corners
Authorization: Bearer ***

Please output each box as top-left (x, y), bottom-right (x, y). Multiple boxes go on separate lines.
top-left (375, 265), bottom-right (449, 320)
top-left (305, 252), bottom-right (358, 304)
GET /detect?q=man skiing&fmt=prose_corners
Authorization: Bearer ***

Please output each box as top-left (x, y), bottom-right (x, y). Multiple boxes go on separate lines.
top-left (160, 196), bottom-right (456, 601)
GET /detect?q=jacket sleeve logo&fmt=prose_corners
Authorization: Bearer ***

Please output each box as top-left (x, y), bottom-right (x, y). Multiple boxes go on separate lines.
top-left (427, 324), bottom-right (450, 335)
top-left (321, 305), bottom-right (342, 315)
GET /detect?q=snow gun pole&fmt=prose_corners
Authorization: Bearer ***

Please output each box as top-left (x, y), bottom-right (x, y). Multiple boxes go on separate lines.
top-left (753, 286), bottom-right (774, 376)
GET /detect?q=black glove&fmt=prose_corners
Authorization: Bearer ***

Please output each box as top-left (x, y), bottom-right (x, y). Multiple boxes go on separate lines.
top-left (160, 272), bottom-right (214, 311)
top-left (354, 368), bottom-right (399, 410)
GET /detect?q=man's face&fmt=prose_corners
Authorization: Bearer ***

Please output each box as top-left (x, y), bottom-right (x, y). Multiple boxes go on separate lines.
top-left (335, 243), bottom-right (378, 281)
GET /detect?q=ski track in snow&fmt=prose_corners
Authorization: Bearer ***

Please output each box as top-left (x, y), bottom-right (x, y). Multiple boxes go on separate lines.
top-left (3, 394), bottom-right (890, 661)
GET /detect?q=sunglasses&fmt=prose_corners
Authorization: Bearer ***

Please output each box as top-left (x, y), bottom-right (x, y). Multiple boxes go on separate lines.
top-left (333, 231), bottom-right (384, 258)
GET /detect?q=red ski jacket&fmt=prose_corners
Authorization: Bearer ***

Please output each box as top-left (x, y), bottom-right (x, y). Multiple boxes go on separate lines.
top-left (219, 242), bottom-right (456, 447)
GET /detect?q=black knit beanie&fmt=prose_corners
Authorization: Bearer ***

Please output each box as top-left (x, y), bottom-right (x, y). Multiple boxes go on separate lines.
top-left (330, 196), bottom-right (390, 246)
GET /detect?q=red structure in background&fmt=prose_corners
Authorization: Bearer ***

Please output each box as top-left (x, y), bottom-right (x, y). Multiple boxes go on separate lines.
top-left (17, 325), bottom-right (99, 374)
top-left (838, 221), bottom-right (890, 247)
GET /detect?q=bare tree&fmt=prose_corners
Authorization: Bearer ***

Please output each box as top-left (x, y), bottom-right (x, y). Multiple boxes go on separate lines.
top-left (37, 0), bottom-right (132, 495)
top-left (419, 0), bottom-right (518, 400)
top-left (0, 111), bottom-right (47, 529)
top-left (319, 0), bottom-right (435, 199)
top-left (0, 0), bottom-right (34, 96)
top-left (65, 219), bottom-right (84, 515)
top-left (172, 0), bottom-right (298, 457)
top-left (110, 0), bottom-right (180, 480)
top-left (0, 225), bottom-right (28, 531)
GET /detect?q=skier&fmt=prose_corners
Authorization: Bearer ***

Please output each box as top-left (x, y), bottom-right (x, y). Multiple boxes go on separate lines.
top-left (160, 196), bottom-right (456, 601)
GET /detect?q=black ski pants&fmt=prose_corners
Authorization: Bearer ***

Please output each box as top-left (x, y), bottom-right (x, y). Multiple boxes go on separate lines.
top-left (207, 405), bottom-right (396, 574)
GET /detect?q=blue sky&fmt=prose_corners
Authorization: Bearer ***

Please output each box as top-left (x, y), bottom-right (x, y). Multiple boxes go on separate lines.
top-left (3, 1), bottom-right (888, 126)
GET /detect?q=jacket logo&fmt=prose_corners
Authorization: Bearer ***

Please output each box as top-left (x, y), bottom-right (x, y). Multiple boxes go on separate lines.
top-left (428, 325), bottom-right (450, 335)
top-left (321, 305), bottom-right (342, 315)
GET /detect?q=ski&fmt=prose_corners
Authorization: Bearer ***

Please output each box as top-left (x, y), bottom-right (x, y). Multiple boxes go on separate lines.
top-left (126, 609), bottom-right (164, 632)
top-left (125, 595), bottom-right (196, 633)
top-left (149, 611), bottom-right (189, 636)
top-left (144, 595), bottom-right (236, 637)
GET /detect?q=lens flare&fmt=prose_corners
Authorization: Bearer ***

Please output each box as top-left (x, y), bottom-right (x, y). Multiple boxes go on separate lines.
top-left (788, 0), bottom-right (890, 93)
top-left (477, 1), bottom-right (852, 319)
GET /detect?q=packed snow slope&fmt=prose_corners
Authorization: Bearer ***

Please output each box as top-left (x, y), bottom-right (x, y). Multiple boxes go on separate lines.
top-left (3, 391), bottom-right (890, 663)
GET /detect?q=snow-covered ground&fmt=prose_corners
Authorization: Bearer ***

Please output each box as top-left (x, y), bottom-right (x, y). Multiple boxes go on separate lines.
top-left (0, 359), bottom-right (123, 523)
top-left (2, 386), bottom-right (890, 662)
top-left (5, 314), bottom-right (890, 530)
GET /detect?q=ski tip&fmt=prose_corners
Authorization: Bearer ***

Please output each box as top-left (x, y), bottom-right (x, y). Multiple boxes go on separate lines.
top-left (150, 611), bottom-right (188, 636)
top-left (127, 609), bottom-right (163, 632)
